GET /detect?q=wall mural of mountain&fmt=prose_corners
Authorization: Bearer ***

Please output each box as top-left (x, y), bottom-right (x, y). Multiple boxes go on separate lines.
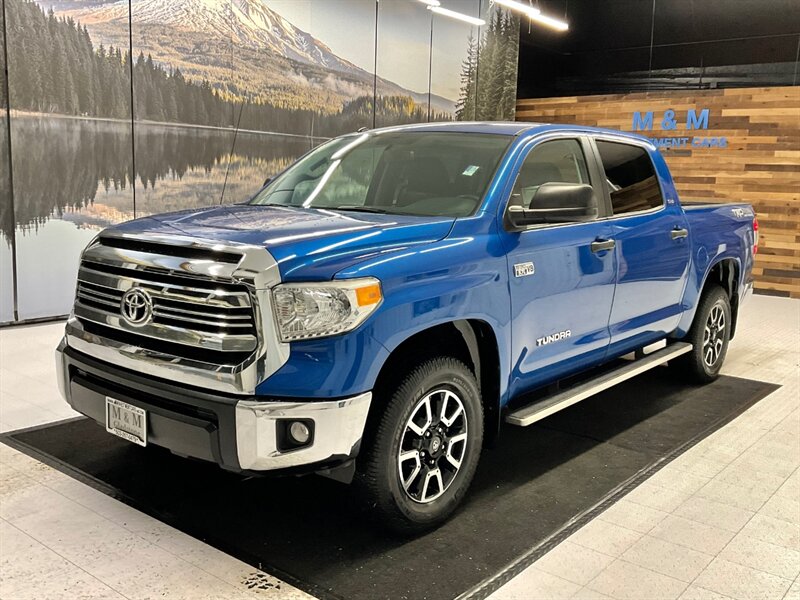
top-left (0, 0), bottom-right (520, 321)
top-left (40, 0), bottom-right (458, 118)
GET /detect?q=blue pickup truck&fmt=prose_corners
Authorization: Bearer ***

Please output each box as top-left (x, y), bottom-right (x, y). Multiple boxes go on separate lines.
top-left (56, 122), bottom-right (757, 532)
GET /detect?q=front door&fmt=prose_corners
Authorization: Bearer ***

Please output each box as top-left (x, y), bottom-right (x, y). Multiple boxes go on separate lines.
top-left (499, 136), bottom-right (617, 399)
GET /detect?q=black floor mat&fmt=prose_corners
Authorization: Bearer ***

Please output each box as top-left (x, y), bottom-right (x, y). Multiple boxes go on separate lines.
top-left (2, 371), bottom-right (778, 600)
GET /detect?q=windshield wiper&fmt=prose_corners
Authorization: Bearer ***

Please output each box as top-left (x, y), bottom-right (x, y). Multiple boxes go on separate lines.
top-left (328, 206), bottom-right (390, 214)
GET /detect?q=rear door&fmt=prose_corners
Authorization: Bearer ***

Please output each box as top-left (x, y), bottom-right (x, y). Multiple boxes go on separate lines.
top-left (591, 138), bottom-right (691, 354)
top-left (498, 135), bottom-right (617, 398)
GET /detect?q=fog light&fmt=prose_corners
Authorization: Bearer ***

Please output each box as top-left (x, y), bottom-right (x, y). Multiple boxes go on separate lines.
top-left (289, 421), bottom-right (311, 444)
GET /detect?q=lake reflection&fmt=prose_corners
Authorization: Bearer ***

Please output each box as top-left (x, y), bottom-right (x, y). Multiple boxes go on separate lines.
top-left (1, 111), bottom-right (11, 323)
top-left (2, 115), bottom-right (316, 321)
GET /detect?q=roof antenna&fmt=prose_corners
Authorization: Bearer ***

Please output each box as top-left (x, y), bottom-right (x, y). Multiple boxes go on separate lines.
top-left (219, 98), bottom-right (247, 205)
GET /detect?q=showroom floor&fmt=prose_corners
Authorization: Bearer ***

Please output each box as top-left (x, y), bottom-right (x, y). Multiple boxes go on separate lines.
top-left (1, 294), bottom-right (798, 600)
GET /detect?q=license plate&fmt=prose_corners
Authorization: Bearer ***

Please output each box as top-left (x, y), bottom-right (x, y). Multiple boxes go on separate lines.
top-left (105, 397), bottom-right (147, 447)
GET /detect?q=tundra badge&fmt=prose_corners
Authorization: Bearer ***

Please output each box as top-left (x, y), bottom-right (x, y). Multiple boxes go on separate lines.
top-left (537, 330), bottom-right (572, 346)
top-left (514, 262), bottom-right (535, 278)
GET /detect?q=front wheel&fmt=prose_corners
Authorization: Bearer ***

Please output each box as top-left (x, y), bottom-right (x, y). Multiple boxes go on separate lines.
top-left (675, 285), bottom-right (732, 383)
top-left (354, 357), bottom-right (483, 534)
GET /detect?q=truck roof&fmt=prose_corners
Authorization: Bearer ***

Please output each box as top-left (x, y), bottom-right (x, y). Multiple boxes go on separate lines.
top-left (370, 121), bottom-right (651, 144)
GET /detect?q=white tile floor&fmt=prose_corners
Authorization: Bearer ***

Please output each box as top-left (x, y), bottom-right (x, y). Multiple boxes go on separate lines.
top-left (0, 323), bottom-right (310, 600)
top-left (0, 294), bottom-right (798, 600)
top-left (488, 294), bottom-right (800, 600)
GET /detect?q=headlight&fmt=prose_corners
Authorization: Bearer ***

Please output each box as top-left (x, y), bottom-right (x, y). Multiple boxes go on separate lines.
top-left (272, 277), bottom-right (383, 342)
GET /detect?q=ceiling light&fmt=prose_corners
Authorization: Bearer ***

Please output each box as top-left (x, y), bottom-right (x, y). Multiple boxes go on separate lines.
top-left (493, 0), bottom-right (540, 18)
top-left (529, 11), bottom-right (569, 31)
top-left (429, 5), bottom-right (486, 26)
top-left (417, 0), bottom-right (441, 6)
top-left (492, 0), bottom-right (569, 31)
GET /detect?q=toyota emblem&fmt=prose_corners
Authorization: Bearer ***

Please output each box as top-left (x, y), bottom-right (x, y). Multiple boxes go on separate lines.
top-left (120, 288), bottom-right (153, 326)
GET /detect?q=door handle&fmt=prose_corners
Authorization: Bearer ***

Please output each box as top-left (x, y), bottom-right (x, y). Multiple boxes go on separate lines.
top-left (671, 227), bottom-right (689, 240)
top-left (591, 239), bottom-right (616, 253)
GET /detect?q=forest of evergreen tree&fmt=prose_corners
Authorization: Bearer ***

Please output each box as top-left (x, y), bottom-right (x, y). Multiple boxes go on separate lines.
top-left (456, 10), bottom-right (521, 121)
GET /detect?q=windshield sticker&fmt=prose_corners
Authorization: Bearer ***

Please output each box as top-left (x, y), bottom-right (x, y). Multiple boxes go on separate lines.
top-left (462, 165), bottom-right (480, 176)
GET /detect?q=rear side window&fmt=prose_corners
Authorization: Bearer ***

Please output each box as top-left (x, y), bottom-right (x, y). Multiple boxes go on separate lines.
top-left (596, 141), bottom-right (664, 214)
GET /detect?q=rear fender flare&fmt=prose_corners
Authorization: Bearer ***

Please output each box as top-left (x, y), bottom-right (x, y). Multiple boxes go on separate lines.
top-left (677, 255), bottom-right (742, 338)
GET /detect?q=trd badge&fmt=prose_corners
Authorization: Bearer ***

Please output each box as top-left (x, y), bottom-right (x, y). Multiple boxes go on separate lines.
top-left (514, 262), bottom-right (535, 278)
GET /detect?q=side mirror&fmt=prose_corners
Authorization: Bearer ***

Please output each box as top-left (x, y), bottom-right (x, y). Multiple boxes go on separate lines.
top-left (507, 182), bottom-right (597, 229)
top-left (262, 176), bottom-right (273, 187)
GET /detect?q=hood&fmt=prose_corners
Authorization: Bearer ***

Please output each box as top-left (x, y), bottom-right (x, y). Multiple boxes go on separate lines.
top-left (110, 204), bottom-right (455, 280)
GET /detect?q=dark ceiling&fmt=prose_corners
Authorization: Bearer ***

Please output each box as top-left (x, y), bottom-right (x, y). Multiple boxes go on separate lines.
top-left (517, 0), bottom-right (800, 97)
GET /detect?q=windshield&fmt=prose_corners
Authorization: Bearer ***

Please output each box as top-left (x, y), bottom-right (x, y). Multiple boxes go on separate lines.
top-left (249, 132), bottom-right (511, 217)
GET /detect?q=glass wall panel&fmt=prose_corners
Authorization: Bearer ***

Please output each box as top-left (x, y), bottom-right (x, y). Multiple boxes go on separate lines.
top-left (308, 0), bottom-right (377, 136)
top-left (475, 1), bottom-right (520, 120)
top-left (431, 0), bottom-right (481, 122)
top-left (236, 0), bottom-right (313, 201)
top-left (375, 0), bottom-right (432, 127)
top-left (0, 1), bottom-right (14, 323)
top-left (654, 0), bottom-right (799, 45)
top-left (6, 0), bottom-right (134, 320)
top-left (516, 0), bottom-right (799, 98)
top-left (652, 0), bottom-right (799, 89)
top-left (224, 0), bottom-right (329, 202)
top-left (130, 0), bottom-right (238, 215)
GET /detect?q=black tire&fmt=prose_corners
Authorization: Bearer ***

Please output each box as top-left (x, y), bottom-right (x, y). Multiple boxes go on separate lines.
top-left (675, 285), bottom-right (732, 383)
top-left (354, 357), bottom-right (483, 534)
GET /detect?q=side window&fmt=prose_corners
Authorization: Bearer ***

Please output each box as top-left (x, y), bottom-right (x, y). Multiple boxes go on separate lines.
top-left (596, 141), bottom-right (664, 214)
top-left (510, 139), bottom-right (591, 209)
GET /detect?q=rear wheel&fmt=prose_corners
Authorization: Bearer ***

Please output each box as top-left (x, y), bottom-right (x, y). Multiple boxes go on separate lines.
top-left (355, 357), bottom-right (483, 534)
top-left (675, 285), bottom-right (731, 383)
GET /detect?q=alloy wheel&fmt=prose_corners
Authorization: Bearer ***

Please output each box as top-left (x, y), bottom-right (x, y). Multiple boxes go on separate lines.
top-left (397, 389), bottom-right (468, 504)
top-left (703, 302), bottom-right (726, 367)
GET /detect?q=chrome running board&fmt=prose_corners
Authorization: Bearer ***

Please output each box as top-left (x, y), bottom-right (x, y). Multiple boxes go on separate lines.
top-left (505, 342), bottom-right (693, 427)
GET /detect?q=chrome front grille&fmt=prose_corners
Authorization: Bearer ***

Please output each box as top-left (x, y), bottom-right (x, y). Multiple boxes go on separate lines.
top-left (72, 238), bottom-right (260, 365)
top-left (76, 262), bottom-right (257, 341)
top-left (65, 233), bottom-right (289, 395)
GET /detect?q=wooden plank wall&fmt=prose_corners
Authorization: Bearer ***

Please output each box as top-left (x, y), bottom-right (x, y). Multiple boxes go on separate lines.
top-left (516, 86), bottom-right (800, 298)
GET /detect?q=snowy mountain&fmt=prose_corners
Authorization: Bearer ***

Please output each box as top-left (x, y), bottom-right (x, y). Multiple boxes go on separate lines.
top-left (47, 0), bottom-right (456, 114)
top-left (65, 0), bottom-right (366, 78)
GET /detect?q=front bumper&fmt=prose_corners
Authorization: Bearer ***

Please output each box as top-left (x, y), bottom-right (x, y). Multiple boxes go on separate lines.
top-left (55, 338), bottom-right (371, 473)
